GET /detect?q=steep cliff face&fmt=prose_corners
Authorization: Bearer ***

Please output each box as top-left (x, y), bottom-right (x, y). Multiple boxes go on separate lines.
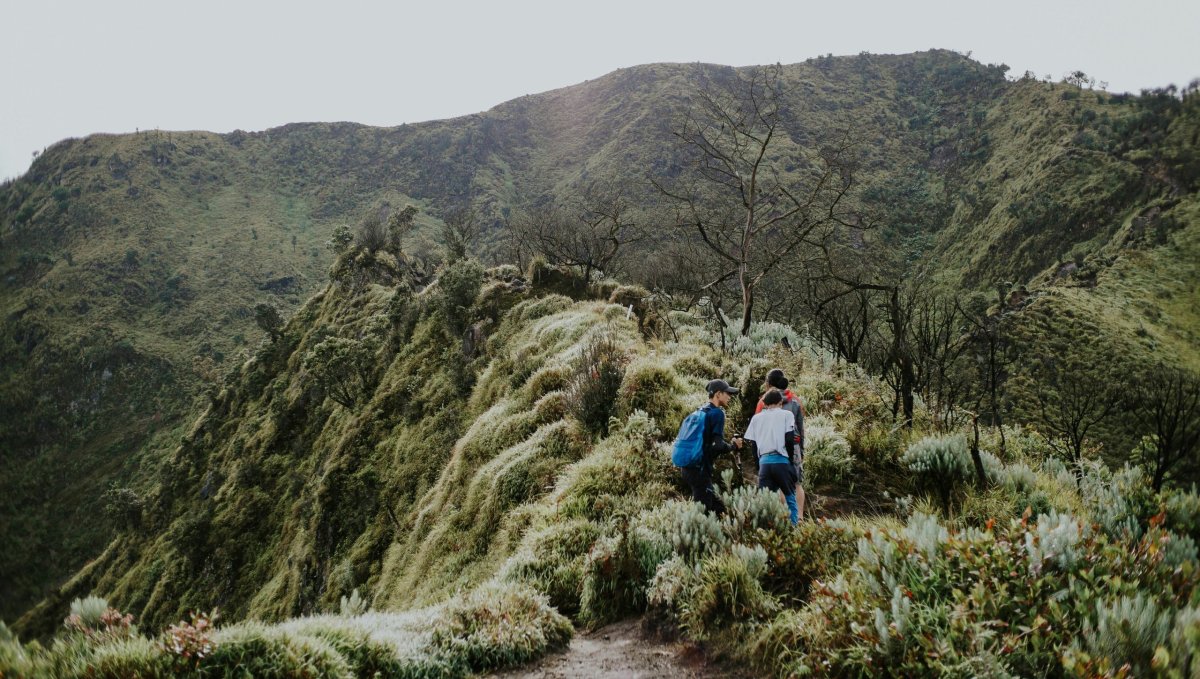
top-left (14, 256), bottom-right (727, 637)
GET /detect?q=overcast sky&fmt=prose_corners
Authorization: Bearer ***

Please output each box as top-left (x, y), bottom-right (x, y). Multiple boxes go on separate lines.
top-left (2, 0), bottom-right (1198, 181)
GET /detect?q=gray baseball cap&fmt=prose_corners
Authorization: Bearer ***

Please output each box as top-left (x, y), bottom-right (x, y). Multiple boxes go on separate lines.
top-left (706, 379), bottom-right (740, 396)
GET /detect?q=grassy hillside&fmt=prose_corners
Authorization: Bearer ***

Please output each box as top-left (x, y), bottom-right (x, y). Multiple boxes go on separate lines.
top-left (1, 49), bottom-right (1197, 622)
top-left (6, 252), bottom-right (1200, 676)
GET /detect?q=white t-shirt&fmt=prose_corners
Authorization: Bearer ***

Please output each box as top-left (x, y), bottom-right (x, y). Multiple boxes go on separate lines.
top-left (744, 407), bottom-right (795, 457)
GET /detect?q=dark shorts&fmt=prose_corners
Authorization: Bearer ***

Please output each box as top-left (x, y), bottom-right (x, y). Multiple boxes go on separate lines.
top-left (758, 462), bottom-right (796, 496)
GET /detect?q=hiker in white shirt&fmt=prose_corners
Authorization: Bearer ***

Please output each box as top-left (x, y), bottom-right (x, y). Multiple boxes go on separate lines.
top-left (744, 388), bottom-right (800, 524)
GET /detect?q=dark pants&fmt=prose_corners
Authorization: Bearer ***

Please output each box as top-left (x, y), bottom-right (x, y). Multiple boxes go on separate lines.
top-left (760, 462), bottom-right (799, 524)
top-left (758, 462), bottom-right (797, 496)
top-left (681, 466), bottom-right (724, 515)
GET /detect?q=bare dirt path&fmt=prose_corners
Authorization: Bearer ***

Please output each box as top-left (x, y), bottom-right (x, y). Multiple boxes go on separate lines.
top-left (489, 618), bottom-right (749, 679)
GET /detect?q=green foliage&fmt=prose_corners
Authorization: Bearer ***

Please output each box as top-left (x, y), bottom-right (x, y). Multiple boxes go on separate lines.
top-left (565, 332), bottom-right (628, 436)
top-left (617, 359), bottom-right (683, 436)
top-left (1075, 594), bottom-right (1173, 676)
top-left (437, 257), bottom-right (485, 338)
top-left (254, 302), bottom-right (284, 341)
top-left (326, 224), bottom-right (354, 255)
top-left (303, 335), bottom-right (378, 408)
top-left (755, 520), bottom-right (858, 605)
top-left (68, 597), bottom-right (110, 630)
top-left (501, 520), bottom-right (601, 616)
top-left (429, 583), bottom-right (572, 673)
top-left (803, 416), bottom-right (855, 487)
top-left (339, 588), bottom-right (368, 616)
top-left (675, 547), bottom-right (779, 640)
top-left (204, 622), bottom-right (353, 678)
top-left (901, 434), bottom-right (1003, 511)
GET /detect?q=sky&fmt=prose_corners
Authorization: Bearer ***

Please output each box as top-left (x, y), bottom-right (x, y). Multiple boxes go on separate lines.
top-left (2, 0), bottom-right (1198, 181)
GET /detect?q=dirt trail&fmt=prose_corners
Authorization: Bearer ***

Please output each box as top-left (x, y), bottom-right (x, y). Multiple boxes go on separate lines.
top-left (489, 618), bottom-right (747, 679)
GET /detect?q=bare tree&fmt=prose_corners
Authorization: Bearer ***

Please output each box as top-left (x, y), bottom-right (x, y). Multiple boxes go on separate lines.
top-left (799, 275), bottom-right (875, 363)
top-left (958, 296), bottom-right (1015, 455)
top-left (1032, 356), bottom-right (1119, 467)
top-left (654, 63), bottom-right (864, 336)
top-left (509, 180), bottom-right (645, 283)
top-left (440, 205), bottom-right (482, 262)
top-left (1129, 365), bottom-right (1200, 491)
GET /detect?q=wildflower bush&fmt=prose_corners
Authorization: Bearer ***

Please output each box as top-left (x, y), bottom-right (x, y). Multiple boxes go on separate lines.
top-left (161, 609), bottom-right (218, 666)
top-left (565, 331), bottom-right (627, 436)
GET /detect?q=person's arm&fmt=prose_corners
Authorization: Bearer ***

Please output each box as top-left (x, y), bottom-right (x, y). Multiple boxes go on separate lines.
top-left (702, 408), bottom-right (733, 463)
top-left (784, 430), bottom-right (795, 463)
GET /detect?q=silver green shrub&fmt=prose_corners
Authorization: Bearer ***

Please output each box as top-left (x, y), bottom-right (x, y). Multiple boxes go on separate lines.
top-left (1024, 511), bottom-right (1088, 573)
top-left (339, 589), bottom-right (368, 617)
top-left (718, 482), bottom-right (791, 539)
top-left (803, 416), bottom-right (854, 486)
top-left (1163, 532), bottom-right (1199, 570)
top-left (998, 461), bottom-right (1038, 494)
top-left (1081, 594), bottom-right (1172, 674)
top-left (632, 500), bottom-right (728, 563)
top-left (69, 596), bottom-right (110, 629)
top-left (903, 434), bottom-right (972, 483)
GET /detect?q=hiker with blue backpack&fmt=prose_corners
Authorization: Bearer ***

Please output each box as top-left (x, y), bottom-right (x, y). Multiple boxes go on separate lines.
top-left (672, 379), bottom-right (744, 515)
top-left (745, 388), bottom-right (800, 524)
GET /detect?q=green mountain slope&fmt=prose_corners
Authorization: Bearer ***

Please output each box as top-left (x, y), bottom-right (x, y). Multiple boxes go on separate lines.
top-left (1, 49), bottom-right (1197, 621)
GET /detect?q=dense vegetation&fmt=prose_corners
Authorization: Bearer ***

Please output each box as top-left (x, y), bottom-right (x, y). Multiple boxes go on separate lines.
top-left (3, 248), bottom-right (1199, 676)
top-left (1, 48), bottom-right (1199, 676)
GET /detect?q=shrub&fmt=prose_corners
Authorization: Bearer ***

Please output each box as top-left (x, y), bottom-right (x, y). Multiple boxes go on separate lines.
top-left (1164, 487), bottom-right (1200, 541)
top-left (48, 636), bottom-right (174, 679)
top-left (632, 500), bottom-right (728, 563)
top-left (437, 258), bottom-right (485, 338)
top-left (804, 416), bottom-right (854, 487)
top-left (430, 583), bottom-right (572, 672)
top-left (206, 622), bottom-right (352, 678)
top-left (755, 520), bottom-right (858, 605)
top-left (617, 359), bottom-right (684, 436)
top-left (68, 596), bottom-right (111, 630)
top-left (340, 589), bottom-right (368, 616)
top-left (161, 609), bottom-right (218, 665)
top-left (355, 213), bottom-right (389, 253)
top-left (281, 621), bottom-right (405, 679)
top-left (1024, 511), bottom-right (1089, 573)
top-left (902, 434), bottom-right (1002, 510)
top-left (565, 332), bottom-right (627, 436)
top-left (718, 483), bottom-right (791, 540)
top-left (501, 520), bottom-right (601, 616)
top-left (676, 547), bottom-right (779, 639)
top-left (578, 528), bottom-right (649, 627)
top-left (1078, 595), bottom-right (1172, 675)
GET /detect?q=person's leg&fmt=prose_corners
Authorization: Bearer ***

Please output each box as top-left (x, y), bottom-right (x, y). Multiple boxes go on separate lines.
top-left (784, 492), bottom-right (798, 524)
top-left (793, 461), bottom-right (806, 521)
top-left (682, 467), bottom-right (724, 515)
top-left (763, 463), bottom-right (796, 523)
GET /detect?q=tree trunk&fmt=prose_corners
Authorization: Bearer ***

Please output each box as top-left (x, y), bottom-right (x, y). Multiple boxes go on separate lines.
top-left (970, 414), bottom-right (988, 489)
top-left (740, 267), bottom-right (753, 336)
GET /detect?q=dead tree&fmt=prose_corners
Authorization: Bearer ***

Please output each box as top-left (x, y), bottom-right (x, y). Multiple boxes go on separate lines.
top-left (509, 180), bottom-right (645, 283)
top-left (1129, 365), bottom-right (1200, 490)
top-left (654, 63), bottom-right (863, 336)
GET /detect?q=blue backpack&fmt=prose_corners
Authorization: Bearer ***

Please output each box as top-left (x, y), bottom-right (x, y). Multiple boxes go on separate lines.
top-left (672, 407), bottom-right (707, 468)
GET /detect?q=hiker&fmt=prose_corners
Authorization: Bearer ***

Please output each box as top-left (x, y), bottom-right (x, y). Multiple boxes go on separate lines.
top-left (745, 388), bottom-right (800, 524)
top-left (756, 368), bottom-right (807, 519)
top-left (672, 379), bottom-right (743, 515)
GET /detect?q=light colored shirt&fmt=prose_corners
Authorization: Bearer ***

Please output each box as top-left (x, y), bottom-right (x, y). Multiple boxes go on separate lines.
top-left (744, 408), bottom-right (795, 464)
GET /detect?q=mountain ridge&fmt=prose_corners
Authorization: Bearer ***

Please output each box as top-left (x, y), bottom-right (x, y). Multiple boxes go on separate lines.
top-left (2, 49), bottom-right (1197, 623)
